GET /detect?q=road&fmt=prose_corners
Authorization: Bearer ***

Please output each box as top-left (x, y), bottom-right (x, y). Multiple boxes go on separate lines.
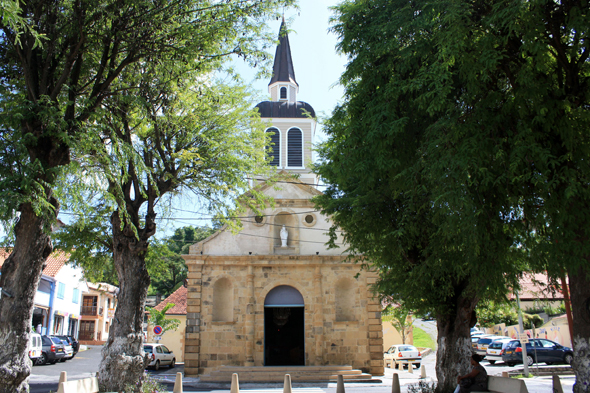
top-left (28, 336), bottom-right (575, 393)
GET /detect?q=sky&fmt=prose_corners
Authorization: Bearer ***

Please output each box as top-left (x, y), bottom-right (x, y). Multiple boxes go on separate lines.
top-left (157, 0), bottom-right (349, 235)
top-left (243, 0), bottom-right (348, 127)
top-left (0, 1), bottom-right (349, 242)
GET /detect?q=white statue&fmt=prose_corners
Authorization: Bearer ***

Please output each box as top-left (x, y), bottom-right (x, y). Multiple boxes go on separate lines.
top-left (280, 225), bottom-right (288, 247)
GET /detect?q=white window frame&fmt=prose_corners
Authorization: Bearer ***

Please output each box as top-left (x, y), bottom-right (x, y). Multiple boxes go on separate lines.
top-left (286, 127), bottom-right (304, 169)
top-left (265, 127), bottom-right (282, 168)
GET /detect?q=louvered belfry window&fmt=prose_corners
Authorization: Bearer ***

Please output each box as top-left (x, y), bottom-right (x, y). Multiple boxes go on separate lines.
top-left (266, 128), bottom-right (280, 166)
top-left (287, 128), bottom-right (303, 167)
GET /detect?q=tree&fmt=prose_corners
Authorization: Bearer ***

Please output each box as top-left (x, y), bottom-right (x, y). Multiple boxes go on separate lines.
top-left (0, 1), bottom-right (291, 391)
top-left (82, 65), bottom-right (275, 390)
top-left (146, 303), bottom-right (181, 336)
top-left (383, 304), bottom-right (414, 345)
top-left (320, 1), bottom-right (590, 391)
top-left (315, 1), bottom-right (528, 391)
top-left (148, 225), bottom-right (217, 297)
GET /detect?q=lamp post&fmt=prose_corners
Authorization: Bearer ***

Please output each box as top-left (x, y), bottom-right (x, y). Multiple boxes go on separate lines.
top-left (516, 290), bottom-right (529, 377)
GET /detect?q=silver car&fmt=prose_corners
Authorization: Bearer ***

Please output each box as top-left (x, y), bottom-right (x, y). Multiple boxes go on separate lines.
top-left (144, 343), bottom-right (175, 371)
top-left (485, 338), bottom-right (513, 364)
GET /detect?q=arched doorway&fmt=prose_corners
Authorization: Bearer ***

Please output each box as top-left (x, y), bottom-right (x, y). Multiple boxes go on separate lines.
top-left (264, 285), bottom-right (305, 366)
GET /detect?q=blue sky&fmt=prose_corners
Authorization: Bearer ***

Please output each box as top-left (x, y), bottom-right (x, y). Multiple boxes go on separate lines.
top-left (160, 0), bottom-right (348, 234)
top-left (242, 0), bottom-right (347, 134)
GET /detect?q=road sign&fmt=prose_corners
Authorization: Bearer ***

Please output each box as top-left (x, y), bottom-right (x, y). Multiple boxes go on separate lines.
top-left (519, 334), bottom-right (529, 344)
top-left (153, 325), bottom-right (163, 335)
top-left (154, 336), bottom-right (161, 341)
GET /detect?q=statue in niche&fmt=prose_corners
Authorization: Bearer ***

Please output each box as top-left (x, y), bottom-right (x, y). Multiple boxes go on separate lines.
top-left (280, 225), bottom-right (288, 247)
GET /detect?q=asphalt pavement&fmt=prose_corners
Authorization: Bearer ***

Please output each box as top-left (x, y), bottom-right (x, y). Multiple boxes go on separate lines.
top-left (28, 335), bottom-right (576, 393)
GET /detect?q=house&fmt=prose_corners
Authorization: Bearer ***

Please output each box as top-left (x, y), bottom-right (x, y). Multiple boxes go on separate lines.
top-left (79, 282), bottom-right (119, 344)
top-left (146, 285), bottom-right (187, 362)
top-left (182, 19), bottom-right (384, 381)
top-left (0, 248), bottom-right (87, 337)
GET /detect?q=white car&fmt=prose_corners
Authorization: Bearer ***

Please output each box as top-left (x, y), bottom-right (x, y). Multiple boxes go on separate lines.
top-left (144, 343), bottom-right (175, 371)
top-left (486, 338), bottom-right (514, 364)
top-left (28, 333), bottom-right (42, 361)
top-left (384, 344), bottom-right (422, 369)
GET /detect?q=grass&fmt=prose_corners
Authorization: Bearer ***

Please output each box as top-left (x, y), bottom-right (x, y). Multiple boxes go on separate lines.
top-left (413, 326), bottom-right (436, 349)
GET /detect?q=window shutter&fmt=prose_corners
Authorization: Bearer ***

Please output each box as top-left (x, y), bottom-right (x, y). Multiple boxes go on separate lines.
top-left (266, 128), bottom-right (280, 166)
top-left (287, 128), bottom-right (303, 167)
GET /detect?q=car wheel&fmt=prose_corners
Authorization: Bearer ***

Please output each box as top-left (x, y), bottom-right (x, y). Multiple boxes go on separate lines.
top-left (50, 360), bottom-right (57, 364)
top-left (415, 363), bottom-right (421, 369)
top-left (60, 358), bottom-right (67, 362)
top-left (507, 362), bottom-right (516, 367)
top-left (37, 353), bottom-right (48, 366)
top-left (565, 354), bottom-right (573, 365)
top-left (154, 360), bottom-right (160, 371)
top-left (526, 355), bottom-right (534, 366)
top-left (169, 358), bottom-right (175, 368)
top-left (488, 360), bottom-right (496, 365)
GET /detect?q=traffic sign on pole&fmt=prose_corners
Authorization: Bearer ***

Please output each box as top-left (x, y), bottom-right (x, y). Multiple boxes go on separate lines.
top-left (153, 325), bottom-right (163, 335)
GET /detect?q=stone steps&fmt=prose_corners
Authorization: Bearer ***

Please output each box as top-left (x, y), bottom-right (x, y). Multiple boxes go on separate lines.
top-left (199, 365), bottom-right (374, 383)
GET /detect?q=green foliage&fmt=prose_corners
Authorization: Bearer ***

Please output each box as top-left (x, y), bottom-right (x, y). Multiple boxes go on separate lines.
top-left (413, 327), bottom-right (436, 350)
top-left (383, 304), bottom-right (414, 344)
top-left (147, 225), bottom-right (217, 297)
top-left (146, 303), bottom-right (181, 335)
top-left (315, 0), bottom-right (526, 320)
top-left (524, 302), bottom-right (566, 316)
top-left (477, 300), bottom-right (544, 329)
top-left (408, 381), bottom-right (437, 393)
top-left (122, 373), bottom-right (165, 393)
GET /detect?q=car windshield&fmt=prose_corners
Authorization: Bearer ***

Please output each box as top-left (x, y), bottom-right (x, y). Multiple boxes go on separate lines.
top-left (478, 338), bottom-right (493, 344)
top-left (398, 346), bottom-right (417, 351)
top-left (50, 337), bottom-right (62, 344)
top-left (144, 346), bottom-right (153, 353)
top-left (488, 342), bottom-right (503, 349)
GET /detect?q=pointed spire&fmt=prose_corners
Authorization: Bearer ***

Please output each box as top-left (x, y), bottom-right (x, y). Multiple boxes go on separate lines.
top-left (269, 18), bottom-right (298, 87)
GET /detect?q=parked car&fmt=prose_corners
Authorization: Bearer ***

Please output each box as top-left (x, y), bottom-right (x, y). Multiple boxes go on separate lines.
top-left (485, 338), bottom-right (514, 364)
top-left (28, 332), bottom-right (42, 362)
top-left (37, 335), bottom-right (66, 365)
top-left (502, 338), bottom-right (573, 367)
top-left (475, 335), bottom-right (509, 356)
top-left (471, 334), bottom-right (496, 350)
top-left (53, 337), bottom-right (73, 361)
top-left (144, 344), bottom-right (175, 371)
top-left (55, 335), bottom-right (79, 359)
top-left (384, 344), bottom-right (422, 369)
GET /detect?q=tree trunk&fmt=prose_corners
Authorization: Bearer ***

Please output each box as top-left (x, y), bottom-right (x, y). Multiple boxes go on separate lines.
top-left (0, 203), bottom-right (54, 393)
top-left (98, 213), bottom-right (151, 392)
top-left (435, 296), bottom-right (478, 393)
top-left (568, 264), bottom-right (590, 393)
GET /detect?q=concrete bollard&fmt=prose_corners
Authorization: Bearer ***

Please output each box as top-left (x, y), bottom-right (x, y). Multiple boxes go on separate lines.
top-left (420, 365), bottom-right (427, 379)
top-left (336, 374), bottom-right (345, 393)
top-left (553, 374), bottom-right (564, 393)
top-left (173, 372), bottom-right (183, 393)
top-left (230, 373), bottom-right (240, 393)
top-left (58, 371), bottom-right (67, 384)
top-left (283, 374), bottom-right (293, 393)
top-left (392, 372), bottom-right (401, 393)
top-left (501, 371), bottom-right (509, 378)
top-left (408, 362), bottom-right (413, 374)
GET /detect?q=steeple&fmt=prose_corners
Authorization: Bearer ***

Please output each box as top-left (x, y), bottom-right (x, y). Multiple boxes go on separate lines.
top-left (268, 18), bottom-right (298, 102)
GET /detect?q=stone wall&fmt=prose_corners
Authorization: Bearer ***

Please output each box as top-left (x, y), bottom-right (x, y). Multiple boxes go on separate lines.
top-left (183, 255), bottom-right (384, 377)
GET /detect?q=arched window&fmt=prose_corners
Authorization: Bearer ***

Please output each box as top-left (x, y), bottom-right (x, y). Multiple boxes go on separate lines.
top-left (212, 277), bottom-right (233, 322)
top-left (266, 128), bottom-right (280, 167)
top-left (280, 86), bottom-right (287, 100)
top-left (287, 128), bottom-right (303, 167)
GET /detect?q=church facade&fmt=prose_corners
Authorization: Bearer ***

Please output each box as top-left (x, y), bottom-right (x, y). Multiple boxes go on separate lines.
top-left (182, 20), bottom-right (384, 378)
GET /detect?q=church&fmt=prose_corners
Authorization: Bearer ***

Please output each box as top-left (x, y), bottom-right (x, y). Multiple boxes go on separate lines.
top-left (182, 20), bottom-right (384, 381)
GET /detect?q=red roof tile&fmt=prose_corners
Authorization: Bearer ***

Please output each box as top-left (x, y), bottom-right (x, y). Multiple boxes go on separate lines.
top-left (153, 285), bottom-right (187, 315)
top-left (0, 248), bottom-right (69, 277)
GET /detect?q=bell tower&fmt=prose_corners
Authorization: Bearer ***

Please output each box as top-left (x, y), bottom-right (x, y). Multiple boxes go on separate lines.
top-left (255, 18), bottom-right (317, 185)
